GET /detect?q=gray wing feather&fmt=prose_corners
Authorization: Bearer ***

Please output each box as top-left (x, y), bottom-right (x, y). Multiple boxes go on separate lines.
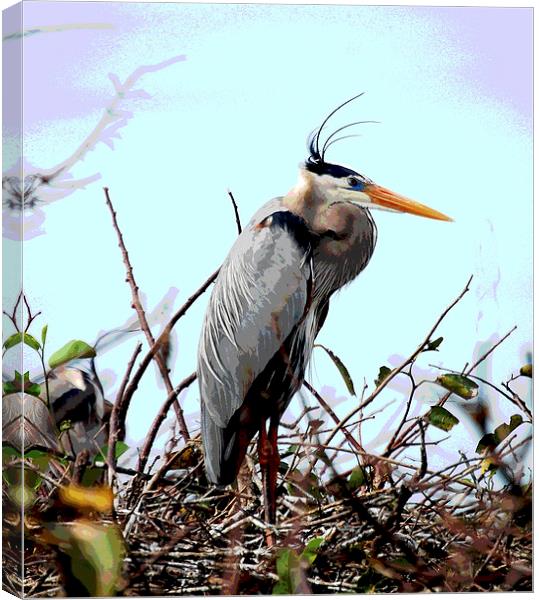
top-left (198, 210), bottom-right (311, 479)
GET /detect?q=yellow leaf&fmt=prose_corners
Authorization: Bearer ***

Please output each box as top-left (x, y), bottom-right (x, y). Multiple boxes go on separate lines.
top-left (480, 457), bottom-right (497, 474)
top-left (60, 484), bottom-right (113, 513)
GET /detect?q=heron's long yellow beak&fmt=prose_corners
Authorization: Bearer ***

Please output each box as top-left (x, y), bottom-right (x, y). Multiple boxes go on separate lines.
top-left (364, 184), bottom-right (453, 222)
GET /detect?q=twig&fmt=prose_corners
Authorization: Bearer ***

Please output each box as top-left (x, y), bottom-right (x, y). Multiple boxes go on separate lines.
top-left (110, 267), bottom-right (219, 471)
top-left (23, 294), bottom-right (42, 332)
top-left (325, 276), bottom-right (473, 450)
top-left (227, 189), bottom-right (242, 234)
top-left (383, 368), bottom-right (417, 457)
top-left (393, 324), bottom-right (519, 457)
top-left (107, 342), bottom-right (143, 487)
top-left (465, 326), bottom-right (517, 374)
top-left (103, 187), bottom-right (190, 442)
top-left (500, 381), bottom-right (533, 421)
top-left (303, 381), bottom-right (363, 455)
top-left (71, 450), bottom-right (90, 485)
top-left (135, 372), bottom-right (197, 476)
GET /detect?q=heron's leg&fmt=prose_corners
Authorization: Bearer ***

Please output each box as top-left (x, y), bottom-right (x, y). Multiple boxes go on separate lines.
top-left (267, 411), bottom-right (280, 525)
top-left (258, 417), bottom-right (276, 546)
top-left (258, 417), bottom-right (270, 511)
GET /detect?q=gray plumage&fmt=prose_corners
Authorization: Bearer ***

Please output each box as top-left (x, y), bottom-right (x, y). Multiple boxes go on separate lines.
top-left (198, 194), bottom-right (377, 485)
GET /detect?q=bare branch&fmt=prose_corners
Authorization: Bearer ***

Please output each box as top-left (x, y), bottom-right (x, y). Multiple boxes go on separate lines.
top-left (325, 276), bottom-right (473, 450)
top-left (107, 342), bottom-right (143, 487)
top-left (227, 189), bottom-right (242, 235)
top-left (103, 187), bottom-right (190, 442)
top-left (135, 371), bottom-right (197, 477)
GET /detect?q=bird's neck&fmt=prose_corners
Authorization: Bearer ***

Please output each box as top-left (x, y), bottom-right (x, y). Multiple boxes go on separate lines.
top-left (282, 170), bottom-right (323, 221)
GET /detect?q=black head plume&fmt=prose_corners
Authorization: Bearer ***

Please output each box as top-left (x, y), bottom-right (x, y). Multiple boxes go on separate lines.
top-left (306, 93), bottom-right (377, 178)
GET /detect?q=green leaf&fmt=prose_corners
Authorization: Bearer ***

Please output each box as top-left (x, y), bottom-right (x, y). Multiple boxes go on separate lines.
top-left (273, 549), bottom-right (302, 595)
top-left (25, 449), bottom-right (51, 472)
top-left (48, 340), bottom-right (96, 369)
top-left (476, 433), bottom-right (497, 454)
top-left (314, 344), bottom-right (356, 395)
top-left (425, 406), bottom-right (459, 431)
top-left (273, 538), bottom-right (324, 594)
top-left (3, 446), bottom-right (21, 465)
top-left (424, 336), bottom-right (444, 352)
top-left (436, 373), bottom-right (479, 399)
top-left (348, 466), bottom-right (366, 490)
top-left (22, 333), bottom-right (41, 351)
top-left (8, 484), bottom-right (36, 509)
top-left (23, 371), bottom-right (41, 397)
top-left (476, 414), bottom-right (524, 454)
top-left (520, 364), bottom-right (532, 378)
top-left (81, 467), bottom-right (106, 487)
top-left (41, 521), bottom-right (125, 596)
top-left (301, 537), bottom-right (324, 566)
top-left (375, 366), bottom-right (391, 387)
top-left (481, 457), bottom-right (498, 474)
top-left (3, 371), bottom-right (41, 397)
top-left (41, 324), bottom-right (48, 346)
top-left (3, 332), bottom-right (22, 350)
top-left (509, 414), bottom-right (524, 429)
top-left (93, 441), bottom-right (129, 466)
top-left (3, 332), bottom-right (41, 351)
top-left (494, 414), bottom-right (523, 444)
top-left (26, 382), bottom-right (42, 397)
top-left (3, 381), bottom-right (17, 395)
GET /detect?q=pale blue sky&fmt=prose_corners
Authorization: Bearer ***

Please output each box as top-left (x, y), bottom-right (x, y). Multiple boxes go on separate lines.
top-left (3, 3), bottom-right (532, 470)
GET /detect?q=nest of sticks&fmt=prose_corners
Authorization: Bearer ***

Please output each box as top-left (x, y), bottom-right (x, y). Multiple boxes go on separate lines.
top-left (2, 196), bottom-right (531, 596)
top-left (3, 426), bottom-right (532, 596)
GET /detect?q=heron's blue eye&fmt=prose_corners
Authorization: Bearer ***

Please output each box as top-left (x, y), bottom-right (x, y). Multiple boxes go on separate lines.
top-left (347, 176), bottom-right (363, 190)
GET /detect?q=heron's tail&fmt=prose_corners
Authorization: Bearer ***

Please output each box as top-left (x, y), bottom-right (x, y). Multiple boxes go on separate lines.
top-left (201, 403), bottom-right (255, 487)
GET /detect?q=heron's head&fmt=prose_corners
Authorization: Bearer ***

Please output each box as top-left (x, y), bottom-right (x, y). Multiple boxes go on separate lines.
top-left (284, 94), bottom-right (452, 226)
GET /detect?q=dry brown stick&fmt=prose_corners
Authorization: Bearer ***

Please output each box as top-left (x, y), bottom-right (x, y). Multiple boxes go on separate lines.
top-left (167, 268), bottom-right (219, 331)
top-left (107, 341), bottom-right (143, 487)
top-left (109, 186), bottom-right (238, 465)
top-left (324, 276), bottom-right (473, 451)
top-left (303, 381), bottom-right (363, 455)
top-left (382, 369), bottom-right (417, 457)
top-left (103, 187), bottom-right (190, 442)
top-left (111, 268), bottom-right (218, 461)
top-left (149, 267), bottom-right (219, 366)
top-left (135, 371), bottom-right (197, 476)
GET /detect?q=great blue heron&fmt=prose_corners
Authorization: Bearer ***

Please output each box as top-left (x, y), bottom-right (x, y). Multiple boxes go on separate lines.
top-left (197, 94), bottom-right (451, 524)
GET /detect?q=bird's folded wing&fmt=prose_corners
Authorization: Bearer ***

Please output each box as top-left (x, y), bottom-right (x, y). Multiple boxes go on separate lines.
top-left (197, 211), bottom-right (312, 429)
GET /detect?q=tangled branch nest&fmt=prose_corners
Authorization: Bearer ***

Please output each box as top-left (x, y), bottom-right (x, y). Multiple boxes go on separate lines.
top-left (2, 190), bottom-right (532, 596)
top-left (3, 395), bottom-right (532, 597)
